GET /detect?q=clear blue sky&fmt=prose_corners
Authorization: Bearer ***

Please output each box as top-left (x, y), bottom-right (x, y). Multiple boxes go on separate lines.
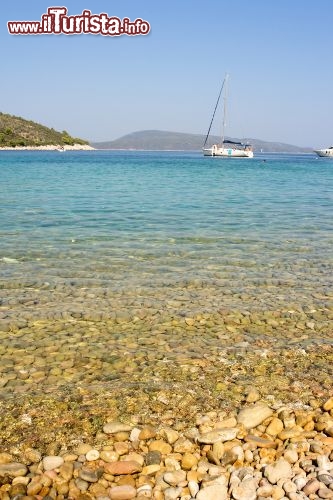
top-left (2, 0), bottom-right (333, 147)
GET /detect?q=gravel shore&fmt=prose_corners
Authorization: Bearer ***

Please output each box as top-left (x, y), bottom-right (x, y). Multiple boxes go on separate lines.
top-left (0, 309), bottom-right (332, 499)
top-left (1, 395), bottom-right (333, 499)
top-left (1, 250), bottom-right (332, 499)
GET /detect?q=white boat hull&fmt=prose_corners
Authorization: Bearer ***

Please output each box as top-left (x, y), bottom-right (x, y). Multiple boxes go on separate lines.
top-left (203, 145), bottom-right (253, 158)
top-left (314, 148), bottom-right (333, 157)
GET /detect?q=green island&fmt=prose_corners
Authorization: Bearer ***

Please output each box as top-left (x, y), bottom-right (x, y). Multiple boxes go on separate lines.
top-left (0, 112), bottom-right (89, 148)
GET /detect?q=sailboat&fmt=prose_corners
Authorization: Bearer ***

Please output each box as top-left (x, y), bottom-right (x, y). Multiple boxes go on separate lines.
top-left (202, 74), bottom-right (253, 158)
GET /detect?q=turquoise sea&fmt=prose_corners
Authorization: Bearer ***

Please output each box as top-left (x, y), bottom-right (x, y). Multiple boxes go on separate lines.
top-left (0, 150), bottom-right (332, 405)
top-left (1, 151), bottom-right (332, 294)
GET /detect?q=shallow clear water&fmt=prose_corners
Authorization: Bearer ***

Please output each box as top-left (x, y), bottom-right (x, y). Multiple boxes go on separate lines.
top-left (0, 150), bottom-right (332, 403)
top-left (1, 150), bottom-right (332, 294)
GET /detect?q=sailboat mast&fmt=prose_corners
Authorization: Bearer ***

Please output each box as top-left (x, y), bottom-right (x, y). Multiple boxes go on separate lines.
top-left (221, 73), bottom-right (229, 146)
top-left (203, 78), bottom-right (226, 148)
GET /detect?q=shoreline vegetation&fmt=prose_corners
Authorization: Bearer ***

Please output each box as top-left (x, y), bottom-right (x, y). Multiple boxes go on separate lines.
top-left (0, 144), bottom-right (95, 151)
top-left (0, 112), bottom-right (90, 149)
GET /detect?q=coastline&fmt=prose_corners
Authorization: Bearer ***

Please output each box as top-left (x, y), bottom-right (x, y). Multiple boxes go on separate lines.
top-left (0, 353), bottom-right (333, 499)
top-left (1, 309), bottom-right (333, 498)
top-left (0, 144), bottom-right (95, 151)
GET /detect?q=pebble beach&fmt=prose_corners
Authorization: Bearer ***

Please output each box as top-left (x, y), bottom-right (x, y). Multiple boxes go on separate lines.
top-left (0, 151), bottom-right (332, 499)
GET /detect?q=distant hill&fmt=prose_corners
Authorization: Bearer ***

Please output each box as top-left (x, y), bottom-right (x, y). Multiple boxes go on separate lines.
top-left (0, 112), bottom-right (89, 147)
top-left (92, 130), bottom-right (312, 153)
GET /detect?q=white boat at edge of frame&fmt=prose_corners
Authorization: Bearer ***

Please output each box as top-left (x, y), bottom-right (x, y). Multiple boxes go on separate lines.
top-left (202, 74), bottom-right (254, 158)
top-left (313, 147), bottom-right (333, 158)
